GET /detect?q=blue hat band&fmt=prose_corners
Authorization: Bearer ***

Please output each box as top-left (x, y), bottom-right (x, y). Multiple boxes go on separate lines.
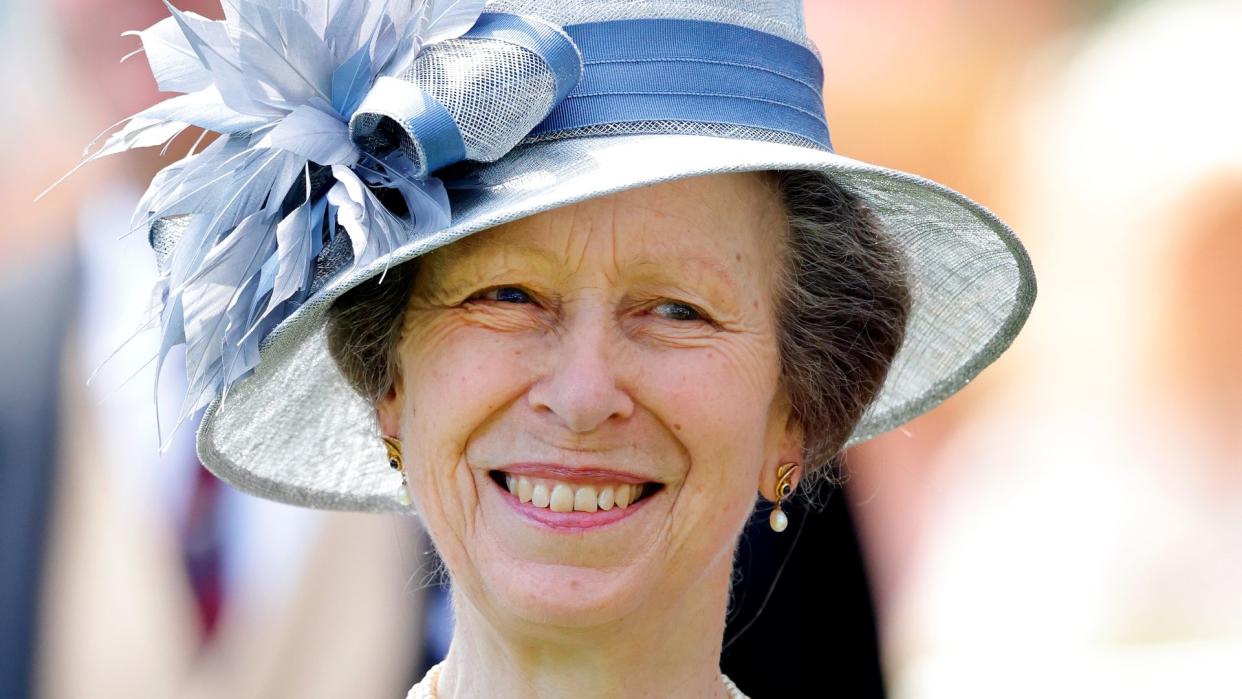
top-left (532, 18), bottom-right (832, 151)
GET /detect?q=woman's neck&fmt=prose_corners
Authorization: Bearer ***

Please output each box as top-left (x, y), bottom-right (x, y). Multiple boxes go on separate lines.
top-left (433, 553), bottom-right (735, 698)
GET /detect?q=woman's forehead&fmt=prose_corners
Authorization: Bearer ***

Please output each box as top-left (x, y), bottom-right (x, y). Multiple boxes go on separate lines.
top-left (429, 173), bottom-right (785, 279)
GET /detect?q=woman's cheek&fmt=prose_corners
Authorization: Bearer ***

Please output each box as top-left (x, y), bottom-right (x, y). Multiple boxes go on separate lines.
top-left (648, 345), bottom-right (774, 432)
top-left (651, 347), bottom-right (771, 507)
top-left (408, 322), bottom-right (544, 432)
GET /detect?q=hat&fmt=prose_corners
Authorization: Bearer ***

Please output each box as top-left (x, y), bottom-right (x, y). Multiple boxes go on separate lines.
top-left (70, 0), bottom-right (1035, 512)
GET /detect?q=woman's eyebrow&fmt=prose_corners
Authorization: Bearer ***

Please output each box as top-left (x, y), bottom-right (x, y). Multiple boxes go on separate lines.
top-left (628, 251), bottom-right (741, 290)
top-left (443, 240), bottom-right (563, 269)
top-left (437, 239), bottom-right (744, 298)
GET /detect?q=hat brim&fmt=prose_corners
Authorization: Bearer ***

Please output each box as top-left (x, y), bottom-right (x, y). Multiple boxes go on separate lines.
top-left (197, 133), bottom-right (1035, 512)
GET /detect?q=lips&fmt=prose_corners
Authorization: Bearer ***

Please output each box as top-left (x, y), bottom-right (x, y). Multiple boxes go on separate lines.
top-left (487, 465), bottom-right (663, 528)
top-left (493, 463), bottom-right (652, 485)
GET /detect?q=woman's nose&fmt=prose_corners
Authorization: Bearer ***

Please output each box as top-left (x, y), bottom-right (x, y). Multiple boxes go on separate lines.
top-left (526, 310), bottom-right (635, 433)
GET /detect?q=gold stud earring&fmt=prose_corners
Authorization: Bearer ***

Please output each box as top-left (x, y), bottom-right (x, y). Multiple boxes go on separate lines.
top-left (769, 462), bottom-right (798, 533)
top-left (383, 436), bottom-right (411, 507)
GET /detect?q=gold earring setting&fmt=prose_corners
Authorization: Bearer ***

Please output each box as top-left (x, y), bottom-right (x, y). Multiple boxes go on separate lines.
top-left (769, 462), bottom-right (798, 533)
top-left (383, 436), bottom-right (411, 507)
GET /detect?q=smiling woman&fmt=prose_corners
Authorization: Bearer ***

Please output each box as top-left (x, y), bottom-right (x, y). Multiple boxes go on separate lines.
top-left (325, 170), bottom-right (909, 695)
top-left (66, 0), bottom-right (1034, 695)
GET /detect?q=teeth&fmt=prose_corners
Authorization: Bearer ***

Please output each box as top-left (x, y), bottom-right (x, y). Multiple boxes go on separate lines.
top-left (503, 476), bottom-right (650, 513)
top-left (531, 483), bottom-right (550, 508)
top-left (573, 486), bottom-right (598, 512)
top-left (550, 484), bottom-right (575, 512)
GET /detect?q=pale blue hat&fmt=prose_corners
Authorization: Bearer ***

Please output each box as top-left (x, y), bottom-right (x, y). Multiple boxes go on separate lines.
top-left (68, 0), bottom-right (1035, 511)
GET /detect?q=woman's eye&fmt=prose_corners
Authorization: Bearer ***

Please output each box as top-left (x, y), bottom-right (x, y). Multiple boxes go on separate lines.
top-left (653, 301), bottom-right (705, 322)
top-left (472, 286), bottom-right (534, 304)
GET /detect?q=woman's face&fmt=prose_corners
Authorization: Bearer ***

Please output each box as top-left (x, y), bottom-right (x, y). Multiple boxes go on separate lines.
top-left (380, 173), bottom-right (803, 629)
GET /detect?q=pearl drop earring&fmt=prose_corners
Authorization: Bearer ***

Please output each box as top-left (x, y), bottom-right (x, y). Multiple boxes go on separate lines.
top-left (769, 462), bottom-right (798, 532)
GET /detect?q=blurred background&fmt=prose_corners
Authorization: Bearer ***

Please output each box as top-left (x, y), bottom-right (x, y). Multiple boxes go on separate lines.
top-left (2, 0), bottom-right (1240, 697)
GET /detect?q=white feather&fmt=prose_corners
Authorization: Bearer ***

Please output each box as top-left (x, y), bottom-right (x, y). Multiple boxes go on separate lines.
top-left (138, 87), bottom-right (269, 133)
top-left (423, 0), bottom-right (486, 44)
top-left (259, 105), bottom-right (359, 165)
top-left (123, 15), bottom-right (213, 94)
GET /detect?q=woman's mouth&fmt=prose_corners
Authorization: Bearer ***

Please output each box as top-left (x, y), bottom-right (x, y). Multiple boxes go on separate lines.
top-left (488, 471), bottom-right (661, 513)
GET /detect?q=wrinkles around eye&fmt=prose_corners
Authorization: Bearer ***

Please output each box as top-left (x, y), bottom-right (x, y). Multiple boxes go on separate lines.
top-left (466, 286), bottom-right (715, 325)
top-left (465, 287), bottom-right (718, 325)
top-left (454, 284), bottom-right (728, 339)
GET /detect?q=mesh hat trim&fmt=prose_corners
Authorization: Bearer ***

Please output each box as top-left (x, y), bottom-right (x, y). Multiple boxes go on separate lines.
top-left (462, 13), bottom-right (584, 102)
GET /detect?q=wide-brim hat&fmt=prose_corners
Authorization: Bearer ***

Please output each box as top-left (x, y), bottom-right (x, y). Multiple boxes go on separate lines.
top-left (93, 0), bottom-right (1035, 512)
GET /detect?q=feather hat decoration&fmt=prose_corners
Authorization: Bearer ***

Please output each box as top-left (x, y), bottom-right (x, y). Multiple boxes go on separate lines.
top-left (49, 0), bottom-right (583, 436)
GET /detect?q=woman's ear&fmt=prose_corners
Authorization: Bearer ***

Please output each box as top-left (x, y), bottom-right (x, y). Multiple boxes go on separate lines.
top-left (760, 400), bottom-right (805, 501)
top-left (376, 374), bottom-right (404, 438)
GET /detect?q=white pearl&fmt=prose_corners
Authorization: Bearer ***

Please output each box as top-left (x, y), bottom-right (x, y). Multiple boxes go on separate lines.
top-left (399, 485), bottom-right (412, 507)
top-left (769, 508), bottom-right (788, 533)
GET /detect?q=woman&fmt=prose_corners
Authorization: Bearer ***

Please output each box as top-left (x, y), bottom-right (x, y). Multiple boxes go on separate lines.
top-left (73, 0), bottom-right (1035, 696)
top-left (333, 169), bottom-right (909, 697)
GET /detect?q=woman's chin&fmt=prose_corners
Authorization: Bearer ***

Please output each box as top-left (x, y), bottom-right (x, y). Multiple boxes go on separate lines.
top-left (456, 465), bottom-right (671, 627)
top-left (477, 555), bottom-right (652, 629)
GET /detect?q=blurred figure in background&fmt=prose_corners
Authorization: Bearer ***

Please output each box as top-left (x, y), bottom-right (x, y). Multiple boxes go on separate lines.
top-left (873, 1), bottom-right (1242, 696)
top-left (806, 0), bottom-right (1075, 613)
top-left (804, 1), bottom-right (1242, 696)
top-left (0, 2), bottom-right (425, 697)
